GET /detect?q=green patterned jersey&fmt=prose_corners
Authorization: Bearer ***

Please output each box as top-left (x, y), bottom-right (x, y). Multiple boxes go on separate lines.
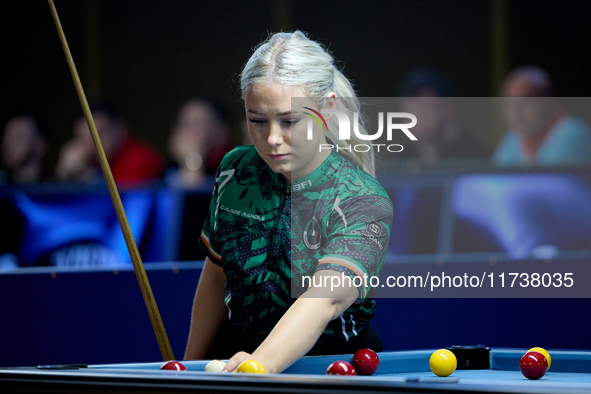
top-left (199, 145), bottom-right (393, 349)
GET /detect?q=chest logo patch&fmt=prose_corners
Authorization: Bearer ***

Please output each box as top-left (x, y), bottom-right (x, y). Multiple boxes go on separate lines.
top-left (303, 215), bottom-right (322, 250)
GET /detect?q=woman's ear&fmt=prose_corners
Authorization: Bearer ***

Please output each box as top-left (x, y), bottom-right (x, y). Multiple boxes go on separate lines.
top-left (322, 92), bottom-right (337, 120)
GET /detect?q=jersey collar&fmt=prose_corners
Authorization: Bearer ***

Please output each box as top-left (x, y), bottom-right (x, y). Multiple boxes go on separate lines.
top-left (290, 150), bottom-right (342, 192)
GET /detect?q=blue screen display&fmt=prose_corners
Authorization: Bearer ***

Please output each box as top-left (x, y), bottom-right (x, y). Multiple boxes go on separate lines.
top-left (453, 173), bottom-right (591, 258)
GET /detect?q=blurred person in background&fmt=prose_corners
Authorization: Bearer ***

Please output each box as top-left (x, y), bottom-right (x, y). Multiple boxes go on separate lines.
top-left (396, 67), bottom-right (491, 165)
top-left (56, 99), bottom-right (164, 184)
top-left (165, 97), bottom-right (233, 188)
top-left (1, 113), bottom-right (49, 184)
top-left (1, 113), bottom-right (49, 269)
top-left (494, 66), bottom-right (591, 167)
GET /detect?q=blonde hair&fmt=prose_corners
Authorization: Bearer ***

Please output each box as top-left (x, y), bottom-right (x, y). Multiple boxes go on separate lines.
top-left (240, 31), bottom-right (375, 177)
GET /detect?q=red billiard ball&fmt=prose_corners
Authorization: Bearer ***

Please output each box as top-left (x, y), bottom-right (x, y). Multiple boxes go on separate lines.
top-left (160, 361), bottom-right (187, 371)
top-left (352, 348), bottom-right (379, 375)
top-left (326, 361), bottom-right (357, 376)
top-left (519, 351), bottom-right (548, 380)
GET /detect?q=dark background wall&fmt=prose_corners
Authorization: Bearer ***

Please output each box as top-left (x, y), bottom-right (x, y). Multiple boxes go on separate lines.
top-left (2, 0), bottom-right (591, 171)
top-left (2, 1), bottom-right (591, 366)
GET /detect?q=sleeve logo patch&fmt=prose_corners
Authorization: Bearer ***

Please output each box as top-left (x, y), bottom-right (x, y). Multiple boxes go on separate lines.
top-left (349, 221), bottom-right (386, 250)
top-left (366, 221), bottom-right (383, 237)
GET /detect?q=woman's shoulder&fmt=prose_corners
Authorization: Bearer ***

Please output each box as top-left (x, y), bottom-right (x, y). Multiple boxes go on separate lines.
top-left (337, 157), bottom-right (391, 202)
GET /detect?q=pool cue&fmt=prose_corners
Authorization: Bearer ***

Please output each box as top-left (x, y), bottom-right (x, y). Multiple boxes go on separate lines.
top-left (47, 0), bottom-right (175, 361)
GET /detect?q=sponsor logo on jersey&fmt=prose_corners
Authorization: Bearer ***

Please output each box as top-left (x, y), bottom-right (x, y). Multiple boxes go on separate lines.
top-left (293, 180), bottom-right (312, 191)
top-left (220, 205), bottom-right (266, 221)
top-left (366, 221), bottom-right (383, 237)
top-left (349, 221), bottom-right (386, 250)
top-left (303, 215), bottom-right (321, 249)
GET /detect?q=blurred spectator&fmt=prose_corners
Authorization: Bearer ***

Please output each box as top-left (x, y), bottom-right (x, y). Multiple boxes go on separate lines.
top-left (493, 66), bottom-right (591, 167)
top-left (1, 113), bottom-right (49, 184)
top-left (166, 97), bottom-right (233, 188)
top-left (397, 68), bottom-right (491, 165)
top-left (56, 99), bottom-right (164, 184)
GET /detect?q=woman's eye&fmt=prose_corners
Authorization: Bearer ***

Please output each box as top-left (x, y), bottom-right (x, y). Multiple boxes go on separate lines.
top-left (281, 119), bottom-right (301, 126)
top-left (248, 118), bottom-right (267, 124)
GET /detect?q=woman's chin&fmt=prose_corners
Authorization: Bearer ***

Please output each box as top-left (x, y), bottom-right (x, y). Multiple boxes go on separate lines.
top-left (267, 162), bottom-right (291, 177)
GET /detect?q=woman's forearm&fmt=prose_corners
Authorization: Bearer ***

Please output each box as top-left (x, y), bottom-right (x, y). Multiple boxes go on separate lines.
top-left (251, 270), bottom-right (358, 373)
top-left (184, 257), bottom-right (227, 360)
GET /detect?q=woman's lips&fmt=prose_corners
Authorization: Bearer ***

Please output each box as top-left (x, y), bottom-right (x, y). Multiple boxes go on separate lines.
top-left (268, 153), bottom-right (290, 160)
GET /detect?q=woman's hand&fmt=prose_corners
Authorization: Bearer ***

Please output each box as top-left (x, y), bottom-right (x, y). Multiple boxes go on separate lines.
top-left (235, 270), bottom-right (359, 374)
top-left (55, 138), bottom-right (95, 181)
top-left (222, 351), bottom-right (266, 373)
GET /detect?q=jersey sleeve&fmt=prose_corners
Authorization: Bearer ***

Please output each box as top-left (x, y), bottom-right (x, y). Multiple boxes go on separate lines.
top-left (316, 194), bottom-right (393, 301)
top-left (198, 166), bottom-right (224, 265)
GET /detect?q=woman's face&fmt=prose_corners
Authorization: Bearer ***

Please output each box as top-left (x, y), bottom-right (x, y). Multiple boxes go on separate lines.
top-left (244, 84), bottom-right (333, 183)
top-left (169, 101), bottom-right (219, 161)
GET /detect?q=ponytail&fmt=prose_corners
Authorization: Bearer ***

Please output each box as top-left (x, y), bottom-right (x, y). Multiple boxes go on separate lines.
top-left (324, 70), bottom-right (375, 176)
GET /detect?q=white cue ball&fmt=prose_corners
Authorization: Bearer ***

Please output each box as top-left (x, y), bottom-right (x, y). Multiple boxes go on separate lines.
top-left (204, 359), bottom-right (227, 372)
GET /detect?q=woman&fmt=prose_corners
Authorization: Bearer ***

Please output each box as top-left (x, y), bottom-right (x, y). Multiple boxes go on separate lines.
top-left (184, 31), bottom-right (393, 374)
top-left (165, 97), bottom-right (234, 189)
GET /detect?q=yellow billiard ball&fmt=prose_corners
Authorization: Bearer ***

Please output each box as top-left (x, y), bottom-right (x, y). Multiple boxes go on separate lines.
top-left (237, 359), bottom-right (266, 374)
top-left (528, 347), bottom-right (551, 370)
top-left (204, 359), bottom-right (227, 372)
top-left (429, 349), bottom-right (457, 377)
